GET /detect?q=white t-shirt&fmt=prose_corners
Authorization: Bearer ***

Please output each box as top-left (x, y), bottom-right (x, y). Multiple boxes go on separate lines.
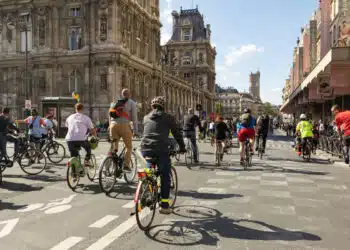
top-left (40, 119), bottom-right (54, 135)
top-left (65, 113), bottom-right (94, 141)
top-left (209, 122), bottom-right (215, 130)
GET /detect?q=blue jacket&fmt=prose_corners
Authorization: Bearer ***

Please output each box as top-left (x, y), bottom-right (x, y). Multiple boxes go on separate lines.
top-left (237, 116), bottom-right (255, 133)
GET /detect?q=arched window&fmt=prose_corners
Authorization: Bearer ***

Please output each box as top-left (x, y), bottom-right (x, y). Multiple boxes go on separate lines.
top-left (198, 52), bottom-right (204, 64)
top-left (69, 70), bottom-right (81, 93)
top-left (68, 27), bottom-right (82, 50)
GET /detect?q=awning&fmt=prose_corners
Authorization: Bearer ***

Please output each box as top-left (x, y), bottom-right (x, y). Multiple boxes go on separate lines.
top-left (279, 98), bottom-right (290, 112)
top-left (301, 50), bottom-right (332, 90)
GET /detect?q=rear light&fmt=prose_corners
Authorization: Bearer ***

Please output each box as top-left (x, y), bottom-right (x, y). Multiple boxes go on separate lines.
top-left (67, 162), bottom-right (70, 166)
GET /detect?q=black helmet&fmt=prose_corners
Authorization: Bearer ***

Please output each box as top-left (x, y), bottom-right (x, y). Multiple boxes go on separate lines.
top-left (31, 108), bottom-right (38, 116)
top-left (243, 108), bottom-right (251, 114)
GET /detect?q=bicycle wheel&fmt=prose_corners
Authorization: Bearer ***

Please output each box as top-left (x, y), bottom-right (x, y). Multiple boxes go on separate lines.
top-left (169, 166), bottom-right (178, 208)
top-left (124, 151), bottom-right (137, 184)
top-left (46, 142), bottom-right (66, 164)
top-left (19, 149), bottom-right (47, 175)
top-left (86, 154), bottom-right (97, 181)
top-left (215, 144), bottom-right (221, 166)
top-left (244, 142), bottom-right (250, 170)
top-left (99, 156), bottom-right (117, 194)
top-left (66, 159), bottom-right (80, 191)
top-left (135, 179), bottom-right (157, 231)
top-left (259, 138), bottom-right (264, 159)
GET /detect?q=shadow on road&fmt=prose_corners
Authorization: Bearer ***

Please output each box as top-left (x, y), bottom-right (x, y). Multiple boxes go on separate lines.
top-left (3, 174), bottom-right (65, 183)
top-left (267, 156), bottom-right (332, 166)
top-left (0, 180), bottom-right (43, 192)
top-left (106, 184), bottom-right (136, 200)
top-left (74, 182), bottom-right (103, 195)
top-left (145, 206), bottom-right (321, 247)
top-left (0, 201), bottom-right (27, 211)
top-left (177, 190), bottom-right (243, 200)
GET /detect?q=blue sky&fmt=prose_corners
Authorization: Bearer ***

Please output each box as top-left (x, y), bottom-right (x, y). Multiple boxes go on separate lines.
top-left (160, 0), bottom-right (319, 105)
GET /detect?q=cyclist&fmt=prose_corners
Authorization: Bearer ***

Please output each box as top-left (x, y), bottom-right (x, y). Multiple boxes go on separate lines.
top-left (183, 108), bottom-right (202, 164)
top-left (65, 103), bottom-right (97, 176)
top-left (295, 114), bottom-right (313, 156)
top-left (141, 96), bottom-right (186, 214)
top-left (255, 113), bottom-right (270, 153)
top-left (109, 88), bottom-right (138, 172)
top-left (18, 109), bottom-right (45, 147)
top-left (331, 104), bottom-right (350, 164)
top-left (0, 108), bottom-right (19, 165)
top-left (212, 116), bottom-right (231, 160)
top-left (237, 108), bottom-right (256, 165)
top-left (312, 121), bottom-right (320, 154)
top-left (39, 114), bottom-right (55, 148)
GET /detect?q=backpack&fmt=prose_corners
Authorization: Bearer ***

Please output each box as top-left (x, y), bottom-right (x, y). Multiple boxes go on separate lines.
top-left (109, 98), bottom-right (128, 119)
top-left (240, 113), bottom-right (252, 127)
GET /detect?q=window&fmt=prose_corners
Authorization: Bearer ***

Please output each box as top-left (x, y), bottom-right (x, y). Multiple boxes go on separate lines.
top-left (68, 27), bottom-right (82, 50)
top-left (100, 74), bottom-right (107, 90)
top-left (184, 73), bottom-right (191, 79)
top-left (20, 30), bottom-right (32, 52)
top-left (182, 51), bottom-right (192, 65)
top-left (199, 52), bottom-right (204, 64)
top-left (100, 16), bottom-right (107, 41)
top-left (70, 7), bottom-right (81, 17)
top-left (39, 76), bottom-right (46, 90)
top-left (182, 28), bottom-right (191, 41)
top-left (69, 70), bottom-right (81, 93)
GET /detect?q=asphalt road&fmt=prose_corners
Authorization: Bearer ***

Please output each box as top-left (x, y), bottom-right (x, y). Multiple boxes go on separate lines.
top-left (1, 131), bottom-right (349, 250)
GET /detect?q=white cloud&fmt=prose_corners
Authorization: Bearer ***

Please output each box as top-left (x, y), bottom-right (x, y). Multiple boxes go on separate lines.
top-left (161, 30), bottom-right (171, 45)
top-left (224, 44), bottom-right (264, 67)
top-left (160, 0), bottom-right (173, 45)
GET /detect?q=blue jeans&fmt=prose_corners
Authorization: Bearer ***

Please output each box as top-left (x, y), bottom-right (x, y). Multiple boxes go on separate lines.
top-left (142, 151), bottom-right (171, 208)
top-left (184, 131), bottom-right (198, 162)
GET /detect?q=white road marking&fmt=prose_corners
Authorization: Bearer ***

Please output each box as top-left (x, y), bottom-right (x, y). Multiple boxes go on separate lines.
top-left (89, 215), bottom-right (119, 228)
top-left (50, 236), bottom-right (84, 250)
top-left (0, 218), bottom-right (19, 239)
top-left (86, 209), bottom-right (150, 250)
top-left (17, 203), bottom-right (45, 213)
top-left (122, 201), bottom-right (135, 208)
top-left (215, 171), bottom-right (239, 176)
top-left (44, 204), bottom-right (72, 214)
top-left (207, 179), bottom-right (229, 184)
top-left (197, 187), bottom-right (226, 194)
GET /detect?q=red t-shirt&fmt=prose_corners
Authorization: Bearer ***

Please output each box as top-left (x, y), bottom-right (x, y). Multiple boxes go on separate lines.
top-left (335, 111), bottom-right (350, 136)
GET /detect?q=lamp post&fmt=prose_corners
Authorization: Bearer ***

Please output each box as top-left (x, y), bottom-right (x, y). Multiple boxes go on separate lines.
top-left (88, 0), bottom-right (93, 118)
top-left (160, 44), bottom-right (169, 109)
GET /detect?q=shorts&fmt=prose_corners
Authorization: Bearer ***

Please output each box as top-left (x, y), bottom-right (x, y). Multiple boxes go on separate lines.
top-left (237, 128), bottom-right (255, 142)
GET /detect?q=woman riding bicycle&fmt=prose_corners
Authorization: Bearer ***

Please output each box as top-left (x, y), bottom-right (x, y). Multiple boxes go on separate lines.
top-left (211, 116), bottom-right (231, 160)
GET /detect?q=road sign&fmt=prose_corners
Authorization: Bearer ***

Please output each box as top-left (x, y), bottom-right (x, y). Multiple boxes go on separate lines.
top-left (25, 100), bottom-right (31, 109)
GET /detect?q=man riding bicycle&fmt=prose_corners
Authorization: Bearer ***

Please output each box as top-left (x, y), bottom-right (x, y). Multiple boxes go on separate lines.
top-left (109, 88), bottom-right (138, 172)
top-left (141, 96), bottom-right (186, 214)
top-left (255, 113), bottom-right (270, 153)
top-left (295, 114), bottom-right (313, 156)
top-left (0, 108), bottom-right (19, 165)
top-left (183, 108), bottom-right (202, 164)
top-left (65, 103), bottom-right (97, 176)
top-left (331, 104), bottom-right (350, 164)
top-left (211, 116), bottom-right (231, 161)
top-left (237, 108), bottom-right (256, 165)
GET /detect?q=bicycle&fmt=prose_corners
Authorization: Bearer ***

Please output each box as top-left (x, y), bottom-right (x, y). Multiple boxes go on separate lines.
top-left (257, 134), bottom-right (264, 159)
top-left (66, 146), bottom-right (98, 191)
top-left (184, 137), bottom-right (193, 166)
top-left (98, 146), bottom-right (137, 194)
top-left (215, 140), bottom-right (224, 166)
top-left (301, 138), bottom-right (312, 162)
top-left (38, 135), bottom-right (66, 164)
top-left (0, 134), bottom-right (47, 175)
top-left (132, 151), bottom-right (179, 231)
top-left (243, 138), bottom-right (252, 170)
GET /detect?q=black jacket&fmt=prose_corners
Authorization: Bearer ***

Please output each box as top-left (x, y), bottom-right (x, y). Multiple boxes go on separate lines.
top-left (256, 115), bottom-right (270, 134)
top-left (183, 114), bottom-right (202, 132)
top-left (141, 109), bottom-right (185, 153)
top-left (214, 122), bottom-right (230, 140)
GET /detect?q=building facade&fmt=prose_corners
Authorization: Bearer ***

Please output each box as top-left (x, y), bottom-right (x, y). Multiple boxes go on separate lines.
top-left (249, 70), bottom-right (261, 100)
top-left (280, 0), bottom-right (350, 123)
top-left (161, 6), bottom-right (216, 115)
top-left (0, 0), bottom-right (193, 123)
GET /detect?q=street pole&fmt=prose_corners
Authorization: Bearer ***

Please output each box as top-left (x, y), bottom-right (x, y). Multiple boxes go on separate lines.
top-left (88, 0), bottom-right (93, 118)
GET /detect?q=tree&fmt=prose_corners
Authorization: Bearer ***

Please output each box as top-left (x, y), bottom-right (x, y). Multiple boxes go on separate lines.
top-left (262, 102), bottom-right (278, 117)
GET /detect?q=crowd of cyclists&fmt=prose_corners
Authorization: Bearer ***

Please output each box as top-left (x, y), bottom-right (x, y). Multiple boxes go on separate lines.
top-left (2, 87), bottom-right (350, 216)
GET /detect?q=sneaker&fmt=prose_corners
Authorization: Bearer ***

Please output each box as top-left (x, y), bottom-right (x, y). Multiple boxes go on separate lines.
top-left (159, 207), bottom-right (173, 214)
top-left (345, 157), bottom-right (349, 165)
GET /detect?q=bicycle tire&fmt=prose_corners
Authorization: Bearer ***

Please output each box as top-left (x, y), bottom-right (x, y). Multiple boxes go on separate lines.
top-left (19, 149), bottom-right (47, 175)
top-left (46, 142), bottom-right (66, 164)
top-left (135, 180), bottom-right (157, 231)
top-left (170, 166), bottom-right (178, 208)
top-left (86, 154), bottom-right (97, 181)
top-left (99, 156), bottom-right (117, 194)
top-left (124, 151), bottom-right (137, 184)
top-left (66, 160), bottom-right (80, 191)
top-left (244, 142), bottom-right (250, 170)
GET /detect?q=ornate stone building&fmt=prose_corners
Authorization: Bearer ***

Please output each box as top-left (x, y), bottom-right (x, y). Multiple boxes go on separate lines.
top-left (161, 6), bottom-right (216, 115)
top-left (249, 70), bottom-right (261, 100)
top-left (0, 0), bottom-right (193, 122)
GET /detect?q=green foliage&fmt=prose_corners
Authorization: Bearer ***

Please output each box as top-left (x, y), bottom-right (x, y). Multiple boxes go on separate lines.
top-left (262, 102), bottom-right (279, 116)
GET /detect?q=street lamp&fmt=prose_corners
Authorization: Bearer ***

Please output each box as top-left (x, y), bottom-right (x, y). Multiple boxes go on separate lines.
top-left (160, 44), bottom-right (169, 108)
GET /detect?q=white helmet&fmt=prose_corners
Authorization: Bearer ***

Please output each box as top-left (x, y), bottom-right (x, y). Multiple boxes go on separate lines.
top-left (300, 114), bottom-right (307, 119)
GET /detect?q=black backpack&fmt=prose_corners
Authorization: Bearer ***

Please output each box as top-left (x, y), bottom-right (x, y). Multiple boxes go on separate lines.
top-left (109, 98), bottom-right (128, 119)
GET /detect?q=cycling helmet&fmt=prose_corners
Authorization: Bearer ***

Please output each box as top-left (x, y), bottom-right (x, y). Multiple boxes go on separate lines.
top-left (300, 114), bottom-right (307, 120)
top-left (31, 108), bottom-right (38, 116)
top-left (89, 136), bottom-right (99, 150)
top-left (151, 96), bottom-right (165, 108)
top-left (243, 108), bottom-right (251, 114)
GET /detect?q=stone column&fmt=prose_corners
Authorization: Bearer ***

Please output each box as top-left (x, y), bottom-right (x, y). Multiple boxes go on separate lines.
top-left (52, 7), bottom-right (59, 49)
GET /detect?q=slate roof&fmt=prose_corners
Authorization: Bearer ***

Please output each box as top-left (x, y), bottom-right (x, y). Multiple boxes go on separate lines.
top-left (170, 7), bottom-right (208, 42)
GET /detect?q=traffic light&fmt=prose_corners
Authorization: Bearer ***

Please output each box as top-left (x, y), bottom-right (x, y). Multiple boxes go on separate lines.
top-left (196, 104), bottom-right (202, 111)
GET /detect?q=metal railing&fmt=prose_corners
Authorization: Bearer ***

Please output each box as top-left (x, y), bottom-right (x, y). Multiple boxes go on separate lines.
top-left (318, 132), bottom-right (343, 158)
